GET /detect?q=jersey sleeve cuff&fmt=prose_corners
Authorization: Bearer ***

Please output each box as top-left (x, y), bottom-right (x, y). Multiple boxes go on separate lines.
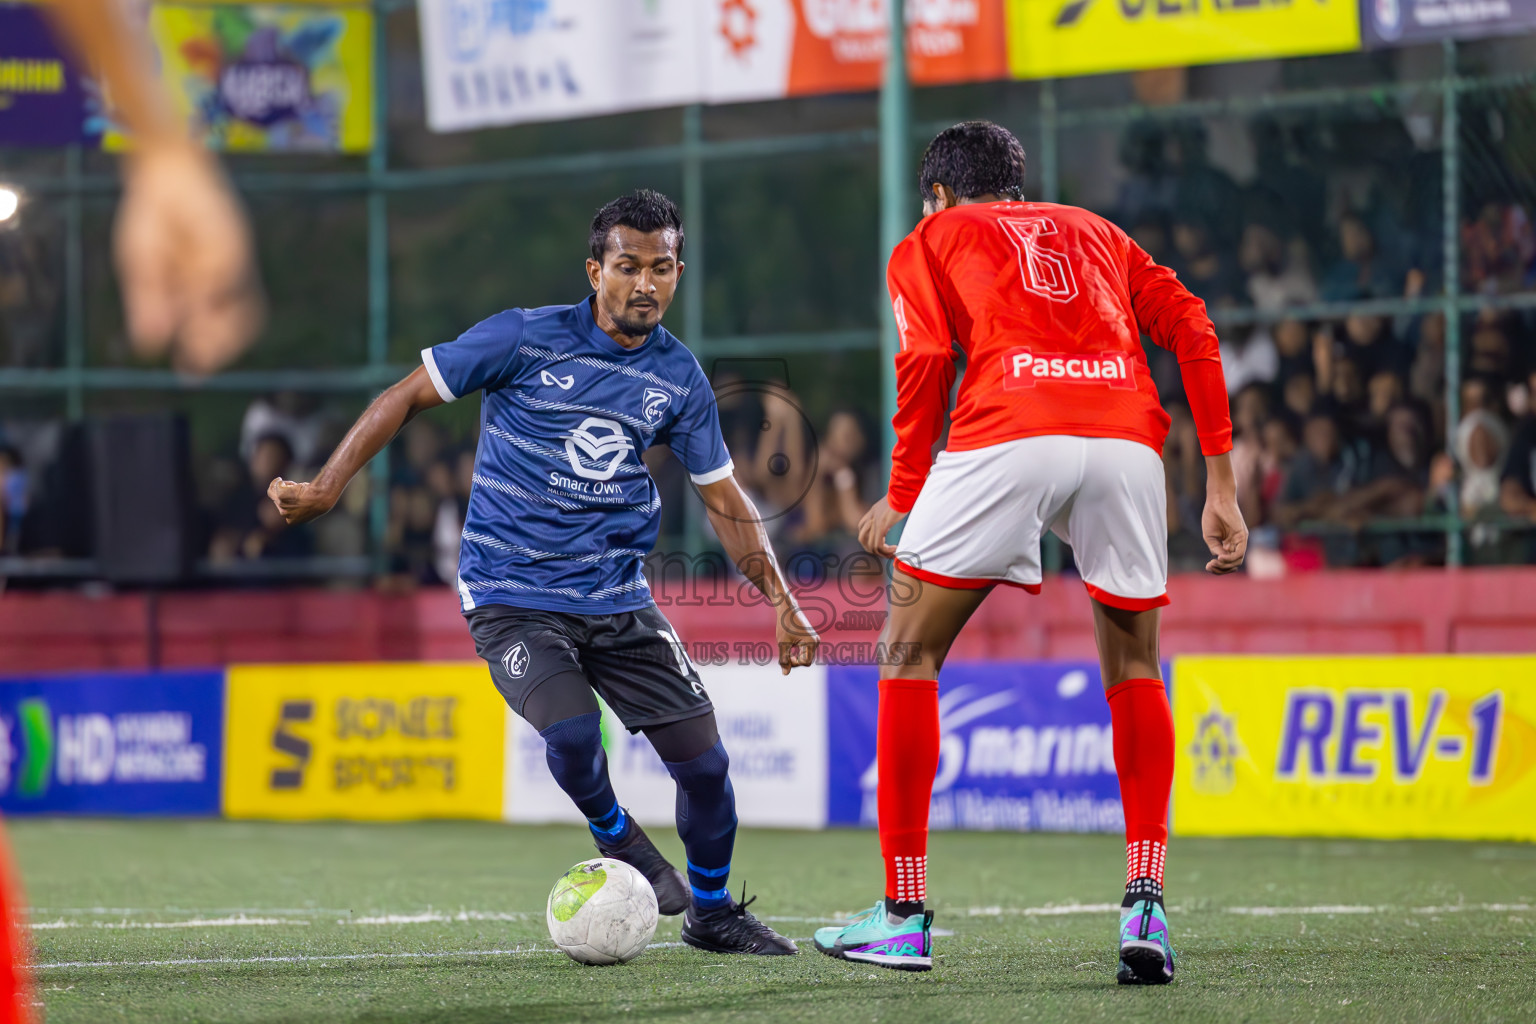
top-left (689, 460), bottom-right (735, 486)
top-left (1198, 431), bottom-right (1234, 457)
top-left (420, 347), bottom-right (457, 403)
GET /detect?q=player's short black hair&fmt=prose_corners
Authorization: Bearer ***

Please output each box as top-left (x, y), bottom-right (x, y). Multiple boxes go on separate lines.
top-left (919, 121), bottom-right (1027, 203)
top-left (589, 189), bottom-right (685, 262)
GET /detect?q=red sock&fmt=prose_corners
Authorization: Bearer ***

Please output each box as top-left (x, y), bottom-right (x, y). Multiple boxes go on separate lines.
top-left (1107, 677), bottom-right (1174, 903)
top-left (877, 678), bottom-right (940, 908)
top-left (0, 818), bottom-right (31, 1024)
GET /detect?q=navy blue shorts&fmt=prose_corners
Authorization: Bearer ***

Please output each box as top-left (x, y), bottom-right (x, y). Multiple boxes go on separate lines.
top-left (466, 602), bottom-right (712, 732)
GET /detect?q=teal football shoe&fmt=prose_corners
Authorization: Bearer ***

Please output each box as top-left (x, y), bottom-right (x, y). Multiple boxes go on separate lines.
top-left (813, 901), bottom-right (933, 971)
top-left (1117, 899), bottom-right (1175, 984)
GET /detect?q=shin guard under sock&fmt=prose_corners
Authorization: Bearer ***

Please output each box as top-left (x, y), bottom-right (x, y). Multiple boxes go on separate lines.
top-left (1107, 678), bottom-right (1174, 907)
top-left (539, 713), bottom-right (629, 842)
top-left (664, 741), bottom-right (737, 909)
top-left (878, 678), bottom-right (941, 918)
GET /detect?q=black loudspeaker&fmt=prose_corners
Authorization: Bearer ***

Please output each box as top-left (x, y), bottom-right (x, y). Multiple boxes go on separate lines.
top-left (18, 422), bottom-right (94, 558)
top-left (88, 414), bottom-right (196, 584)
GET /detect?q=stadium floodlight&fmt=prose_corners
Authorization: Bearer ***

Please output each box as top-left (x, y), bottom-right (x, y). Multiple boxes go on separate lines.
top-left (0, 186), bottom-right (18, 223)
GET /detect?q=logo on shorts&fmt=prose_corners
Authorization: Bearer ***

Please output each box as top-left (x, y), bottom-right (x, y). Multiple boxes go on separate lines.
top-left (642, 388), bottom-right (671, 424)
top-left (563, 417), bottom-right (634, 481)
top-left (502, 641), bottom-right (530, 679)
top-left (1001, 349), bottom-right (1136, 391)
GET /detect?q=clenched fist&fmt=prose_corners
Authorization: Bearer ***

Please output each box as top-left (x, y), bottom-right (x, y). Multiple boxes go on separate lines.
top-left (266, 478), bottom-right (338, 526)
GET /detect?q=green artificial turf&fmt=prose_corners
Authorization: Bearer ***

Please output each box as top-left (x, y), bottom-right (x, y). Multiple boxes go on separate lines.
top-left (11, 819), bottom-right (1534, 1023)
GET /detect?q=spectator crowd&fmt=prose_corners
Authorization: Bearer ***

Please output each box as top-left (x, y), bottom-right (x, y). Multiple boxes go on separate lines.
top-left (4, 112), bottom-right (1536, 584)
top-left (1115, 122), bottom-right (1536, 569)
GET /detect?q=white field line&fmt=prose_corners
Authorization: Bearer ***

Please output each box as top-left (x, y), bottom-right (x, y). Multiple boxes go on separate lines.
top-left (347, 911), bottom-right (532, 925)
top-left (28, 907), bottom-right (350, 916)
top-left (33, 939), bottom-right (819, 971)
top-left (967, 901), bottom-right (1533, 917)
top-left (31, 916), bottom-right (308, 931)
top-left (967, 903), bottom-right (1123, 917)
top-left (28, 901), bottom-right (1533, 932)
top-left (1227, 902), bottom-right (1534, 916)
top-left (36, 945), bottom-right (615, 970)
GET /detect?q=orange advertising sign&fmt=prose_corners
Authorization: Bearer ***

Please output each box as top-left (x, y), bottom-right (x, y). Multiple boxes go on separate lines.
top-left (708, 0), bottom-right (1007, 104)
top-left (784, 0), bottom-right (1007, 93)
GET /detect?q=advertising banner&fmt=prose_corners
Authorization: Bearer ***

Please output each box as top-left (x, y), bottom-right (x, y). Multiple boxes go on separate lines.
top-left (1005, 0), bottom-right (1361, 80)
top-left (224, 664), bottom-right (504, 820)
top-left (707, 0), bottom-right (1009, 106)
top-left (0, 3), bottom-right (97, 147)
top-left (419, 0), bottom-right (1008, 132)
top-left (418, 0), bottom-right (704, 132)
top-left (1172, 656), bottom-right (1536, 841)
top-left (1361, 0), bottom-right (1536, 47)
top-left (0, 671), bottom-right (223, 815)
top-left (504, 663), bottom-right (828, 828)
top-left (827, 662), bottom-right (1138, 833)
top-left (106, 3), bottom-right (374, 153)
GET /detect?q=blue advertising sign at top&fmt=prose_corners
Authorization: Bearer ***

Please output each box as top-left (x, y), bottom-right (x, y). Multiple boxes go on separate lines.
top-left (828, 662), bottom-right (1168, 833)
top-left (0, 3), bottom-right (97, 147)
top-left (1362, 0), bottom-right (1536, 47)
top-left (0, 670), bottom-right (224, 815)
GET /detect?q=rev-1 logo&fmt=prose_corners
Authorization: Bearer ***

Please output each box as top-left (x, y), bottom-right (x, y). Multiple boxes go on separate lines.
top-left (1277, 689), bottom-right (1504, 785)
top-left (1002, 349), bottom-right (1136, 391)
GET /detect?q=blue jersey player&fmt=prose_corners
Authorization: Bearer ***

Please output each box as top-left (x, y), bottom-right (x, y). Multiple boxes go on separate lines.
top-left (269, 190), bottom-right (820, 956)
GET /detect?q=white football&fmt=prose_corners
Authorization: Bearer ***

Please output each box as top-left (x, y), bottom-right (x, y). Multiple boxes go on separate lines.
top-left (546, 857), bottom-right (659, 965)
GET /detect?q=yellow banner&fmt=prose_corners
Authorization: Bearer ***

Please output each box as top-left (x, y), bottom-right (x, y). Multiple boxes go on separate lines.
top-left (1172, 657), bottom-right (1536, 841)
top-left (225, 664), bottom-right (504, 820)
top-left (1006, 0), bottom-right (1360, 79)
top-left (107, 3), bottom-right (373, 152)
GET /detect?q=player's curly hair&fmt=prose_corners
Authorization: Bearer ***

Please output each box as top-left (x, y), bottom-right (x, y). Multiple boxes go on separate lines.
top-left (918, 121), bottom-right (1027, 203)
top-left (589, 189), bottom-right (685, 261)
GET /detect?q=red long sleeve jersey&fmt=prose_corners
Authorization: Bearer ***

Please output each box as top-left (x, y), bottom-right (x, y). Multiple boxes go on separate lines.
top-left (886, 200), bottom-right (1233, 514)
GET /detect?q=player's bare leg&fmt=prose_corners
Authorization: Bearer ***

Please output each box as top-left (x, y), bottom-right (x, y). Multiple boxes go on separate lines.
top-left (1091, 600), bottom-right (1177, 985)
top-left (814, 568), bottom-right (989, 971)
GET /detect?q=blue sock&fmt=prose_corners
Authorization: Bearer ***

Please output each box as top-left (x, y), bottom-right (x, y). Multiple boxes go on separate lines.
top-left (665, 741), bottom-right (737, 910)
top-left (539, 713), bottom-right (630, 843)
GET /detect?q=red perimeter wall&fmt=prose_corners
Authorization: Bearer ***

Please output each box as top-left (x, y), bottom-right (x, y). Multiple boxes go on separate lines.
top-left (1, 568), bottom-right (1533, 674)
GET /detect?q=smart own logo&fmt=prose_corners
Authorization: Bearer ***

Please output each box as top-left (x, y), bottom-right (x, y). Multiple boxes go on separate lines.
top-left (563, 417), bottom-right (635, 482)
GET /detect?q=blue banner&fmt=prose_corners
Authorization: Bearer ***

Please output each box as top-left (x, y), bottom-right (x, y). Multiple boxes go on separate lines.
top-left (0, 671), bottom-right (224, 815)
top-left (0, 4), bottom-right (96, 147)
top-left (1362, 0), bottom-right (1536, 48)
top-left (828, 662), bottom-right (1168, 833)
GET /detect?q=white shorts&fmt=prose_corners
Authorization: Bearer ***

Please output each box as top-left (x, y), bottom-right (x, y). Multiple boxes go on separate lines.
top-left (895, 435), bottom-right (1170, 610)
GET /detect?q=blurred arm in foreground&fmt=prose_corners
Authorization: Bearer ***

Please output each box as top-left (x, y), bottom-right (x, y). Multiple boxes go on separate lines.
top-left (44, 0), bottom-right (264, 373)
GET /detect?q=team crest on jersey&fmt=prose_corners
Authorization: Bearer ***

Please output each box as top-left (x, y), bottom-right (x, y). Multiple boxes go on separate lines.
top-left (502, 641), bottom-right (530, 679)
top-left (642, 388), bottom-right (672, 424)
top-left (563, 416), bottom-right (635, 481)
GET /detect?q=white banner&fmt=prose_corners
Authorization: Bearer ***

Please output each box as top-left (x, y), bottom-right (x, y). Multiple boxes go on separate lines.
top-left (419, 1), bottom-right (1007, 132)
top-left (503, 663), bottom-right (828, 829)
top-left (418, 0), bottom-right (703, 132)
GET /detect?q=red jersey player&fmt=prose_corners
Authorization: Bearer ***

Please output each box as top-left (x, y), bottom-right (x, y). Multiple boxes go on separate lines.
top-left (812, 122), bottom-right (1247, 981)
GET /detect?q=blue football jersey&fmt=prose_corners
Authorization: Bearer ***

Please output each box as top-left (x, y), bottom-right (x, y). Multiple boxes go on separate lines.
top-left (422, 298), bottom-right (732, 615)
